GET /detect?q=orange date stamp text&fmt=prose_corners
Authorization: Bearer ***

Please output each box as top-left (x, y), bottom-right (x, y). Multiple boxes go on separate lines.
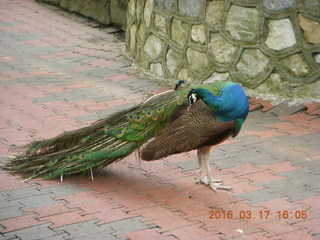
top-left (209, 210), bottom-right (307, 220)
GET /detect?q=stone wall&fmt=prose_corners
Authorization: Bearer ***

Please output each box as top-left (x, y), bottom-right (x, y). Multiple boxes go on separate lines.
top-left (37, 0), bottom-right (127, 28)
top-left (126, 0), bottom-right (320, 101)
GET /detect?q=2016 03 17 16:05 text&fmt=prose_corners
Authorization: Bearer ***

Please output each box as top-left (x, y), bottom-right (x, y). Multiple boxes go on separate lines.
top-left (209, 210), bottom-right (307, 220)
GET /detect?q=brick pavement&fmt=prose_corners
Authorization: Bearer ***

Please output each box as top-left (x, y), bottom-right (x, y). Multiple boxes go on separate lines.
top-left (0, 0), bottom-right (319, 239)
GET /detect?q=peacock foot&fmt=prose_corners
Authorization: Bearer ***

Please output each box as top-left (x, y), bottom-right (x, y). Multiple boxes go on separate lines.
top-left (196, 176), bottom-right (222, 185)
top-left (196, 175), bottom-right (231, 192)
top-left (196, 170), bottom-right (222, 185)
top-left (209, 182), bottom-right (232, 192)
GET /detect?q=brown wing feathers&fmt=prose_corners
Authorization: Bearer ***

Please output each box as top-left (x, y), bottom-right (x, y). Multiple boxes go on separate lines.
top-left (141, 100), bottom-right (235, 161)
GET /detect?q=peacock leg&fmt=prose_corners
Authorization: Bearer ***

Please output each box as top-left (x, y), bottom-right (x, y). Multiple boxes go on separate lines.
top-left (197, 146), bottom-right (231, 192)
top-left (196, 149), bottom-right (207, 184)
top-left (90, 168), bottom-right (94, 181)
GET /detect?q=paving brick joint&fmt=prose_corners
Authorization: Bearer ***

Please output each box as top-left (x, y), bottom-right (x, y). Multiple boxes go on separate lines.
top-left (0, 1), bottom-right (319, 240)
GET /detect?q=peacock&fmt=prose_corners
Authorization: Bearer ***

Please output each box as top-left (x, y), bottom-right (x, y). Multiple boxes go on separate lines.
top-left (3, 81), bottom-right (249, 192)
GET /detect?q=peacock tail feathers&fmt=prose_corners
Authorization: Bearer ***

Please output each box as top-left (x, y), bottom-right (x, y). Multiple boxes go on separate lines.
top-left (4, 81), bottom-right (235, 180)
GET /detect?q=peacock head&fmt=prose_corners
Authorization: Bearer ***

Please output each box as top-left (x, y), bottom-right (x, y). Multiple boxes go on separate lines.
top-left (187, 84), bottom-right (249, 122)
top-left (187, 89), bottom-right (199, 104)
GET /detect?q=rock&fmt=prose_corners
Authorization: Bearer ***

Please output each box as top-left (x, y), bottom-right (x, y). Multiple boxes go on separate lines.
top-left (58, 0), bottom-right (111, 25)
top-left (154, 14), bottom-right (166, 33)
top-left (205, 0), bottom-right (224, 26)
top-left (304, 0), bottom-right (320, 18)
top-left (209, 33), bottom-right (236, 64)
top-left (186, 48), bottom-right (210, 73)
top-left (292, 79), bottom-right (320, 99)
top-left (191, 24), bottom-right (206, 44)
top-left (298, 14), bottom-right (320, 45)
top-left (110, 0), bottom-right (127, 28)
top-left (155, 0), bottom-right (173, 10)
top-left (280, 53), bottom-right (312, 79)
top-left (136, 0), bottom-right (144, 17)
top-left (204, 72), bottom-right (230, 83)
top-left (128, 0), bottom-right (135, 20)
top-left (171, 18), bottom-right (189, 46)
top-left (178, 0), bottom-right (203, 17)
top-left (166, 49), bottom-right (182, 76)
top-left (314, 53), bottom-right (320, 63)
top-left (235, 49), bottom-right (269, 86)
top-left (137, 51), bottom-right (148, 69)
top-left (144, 0), bottom-right (153, 27)
top-left (225, 5), bottom-right (260, 42)
top-left (177, 68), bottom-right (193, 81)
top-left (262, 0), bottom-right (296, 11)
top-left (137, 22), bottom-right (147, 42)
top-left (256, 73), bottom-right (290, 96)
top-left (143, 34), bottom-right (164, 59)
top-left (265, 18), bottom-right (296, 51)
top-left (150, 63), bottom-right (164, 77)
top-left (129, 24), bottom-right (136, 53)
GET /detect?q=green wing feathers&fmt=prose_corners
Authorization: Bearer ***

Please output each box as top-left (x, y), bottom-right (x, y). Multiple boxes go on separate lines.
top-left (4, 82), bottom-right (232, 179)
top-left (4, 88), bottom-right (190, 179)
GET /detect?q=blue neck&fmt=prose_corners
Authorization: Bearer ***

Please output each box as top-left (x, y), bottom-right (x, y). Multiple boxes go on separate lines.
top-left (193, 85), bottom-right (249, 135)
top-left (195, 88), bottom-right (220, 112)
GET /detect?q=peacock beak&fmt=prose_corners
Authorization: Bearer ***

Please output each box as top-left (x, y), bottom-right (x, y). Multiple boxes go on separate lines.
top-left (188, 93), bottom-right (197, 104)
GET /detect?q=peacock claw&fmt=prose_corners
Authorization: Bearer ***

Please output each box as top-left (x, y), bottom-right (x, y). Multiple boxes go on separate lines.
top-left (196, 175), bottom-right (231, 192)
top-left (196, 177), bottom-right (222, 185)
top-left (209, 182), bottom-right (232, 192)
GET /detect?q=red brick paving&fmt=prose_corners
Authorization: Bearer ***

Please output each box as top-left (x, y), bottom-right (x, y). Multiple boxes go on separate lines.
top-left (0, 214), bottom-right (48, 233)
top-left (39, 210), bottom-right (96, 228)
top-left (118, 228), bottom-right (177, 240)
top-left (0, 0), bottom-right (319, 239)
top-left (249, 98), bottom-right (275, 112)
top-left (27, 203), bottom-right (74, 218)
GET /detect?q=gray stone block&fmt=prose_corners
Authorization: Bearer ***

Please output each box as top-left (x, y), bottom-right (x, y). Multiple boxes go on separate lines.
top-left (12, 193), bottom-right (61, 210)
top-left (0, 234), bottom-right (21, 240)
top-left (105, 216), bottom-right (156, 235)
top-left (72, 114), bottom-right (100, 123)
top-left (39, 233), bottom-right (69, 240)
top-left (41, 183), bottom-right (92, 197)
top-left (236, 188), bottom-right (279, 204)
top-left (259, 179), bottom-right (292, 193)
top-left (33, 95), bottom-right (58, 103)
top-left (0, 206), bottom-right (29, 220)
top-left (213, 157), bottom-right (246, 170)
top-left (3, 186), bottom-right (51, 201)
top-left (269, 103), bottom-right (305, 116)
top-left (286, 188), bottom-right (320, 202)
top-left (54, 220), bottom-right (116, 240)
top-left (0, 197), bottom-right (24, 209)
top-left (66, 233), bottom-right (121, 240)
top-left (216, 142), bottom-right (255, 154)
top-left (3, 223), bottom-right (65, 240)
top-left (172, 160), bottom-right (198, 172)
